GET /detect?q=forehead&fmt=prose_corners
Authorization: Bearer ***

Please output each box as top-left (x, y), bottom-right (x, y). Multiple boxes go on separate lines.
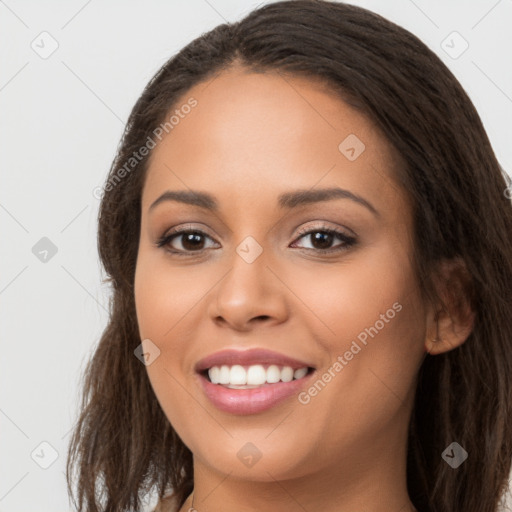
top-left (142, 67), bottom-right (407, 216)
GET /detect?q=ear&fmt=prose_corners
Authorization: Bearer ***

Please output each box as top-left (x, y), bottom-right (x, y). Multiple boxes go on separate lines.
top-left (424, 257), bottom-right (476, 355)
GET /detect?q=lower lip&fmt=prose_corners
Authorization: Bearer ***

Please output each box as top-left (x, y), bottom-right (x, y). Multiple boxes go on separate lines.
top-left (198, 372), bottom-right (314, 415)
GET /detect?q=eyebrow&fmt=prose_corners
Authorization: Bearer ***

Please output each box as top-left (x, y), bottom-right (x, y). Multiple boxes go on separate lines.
top-left (148, 187), bottom-right (379, 217)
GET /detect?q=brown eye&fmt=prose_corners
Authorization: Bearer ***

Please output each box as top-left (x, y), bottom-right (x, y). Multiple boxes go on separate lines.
top-left (157, 229), bottom-right (218, 253)
top-left (292, 227), bottom-right (356, 253)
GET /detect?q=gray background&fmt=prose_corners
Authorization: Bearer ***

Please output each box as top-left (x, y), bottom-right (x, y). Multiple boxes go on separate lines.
top-left (1, 0), bottom-right (511, 511)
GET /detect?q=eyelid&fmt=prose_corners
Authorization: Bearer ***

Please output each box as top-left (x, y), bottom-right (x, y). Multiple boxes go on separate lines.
top-left (294, 221), bottom-right (357, 238)
top-left (162, 222), bottom-right (215, 238)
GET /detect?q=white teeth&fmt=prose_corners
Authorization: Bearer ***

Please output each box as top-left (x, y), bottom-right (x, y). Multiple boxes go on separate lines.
top-left (294, 367), bottom-right (308, 380)
top-left (247, 365), bottom-right (267, 386)
top-left (219, 365), bottom-right (230, 385)
top-left (281, 366), bottom-right (294, 382)
top-left (209, 366), bottom-right (220, 384)
top-left (206, 364), bottom-right (309, 387)
top-left (230, 365), bottom-right (246, 385)
top-left (266, 365), bottom-right (281, 384)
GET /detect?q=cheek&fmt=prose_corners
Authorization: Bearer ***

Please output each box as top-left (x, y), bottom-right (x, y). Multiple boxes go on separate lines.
top-left (296, 244), bottom-right (425, 411)
top-left (134, 253), bottom-right (208, 341)
top-left (134, 255), bottom-right (204, 443)
top-left (293, 243), bottom-right (416, 347)
top-left (299, 261), bottom-right (426, 450)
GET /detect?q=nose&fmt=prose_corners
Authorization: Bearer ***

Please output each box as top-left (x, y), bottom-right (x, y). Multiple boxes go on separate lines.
top-left (208, 247), bottom-right (289, 332)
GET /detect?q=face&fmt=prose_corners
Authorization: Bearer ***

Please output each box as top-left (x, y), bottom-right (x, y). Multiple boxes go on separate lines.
top-left (134, 67), bottom-right (428, 483)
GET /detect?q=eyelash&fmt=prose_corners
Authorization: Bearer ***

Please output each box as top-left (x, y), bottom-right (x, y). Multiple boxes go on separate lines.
top-left (155, 223), bottom-right (357, 256)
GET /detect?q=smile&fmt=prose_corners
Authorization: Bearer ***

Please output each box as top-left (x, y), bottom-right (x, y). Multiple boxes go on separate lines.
top-left (195, 348), bottom-right (316, 414)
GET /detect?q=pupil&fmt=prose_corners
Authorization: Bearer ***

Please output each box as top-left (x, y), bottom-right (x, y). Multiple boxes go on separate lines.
top-left (183, 232), bottom-right (204, 250)
top-left (312, 232), bottom-right (332, 249)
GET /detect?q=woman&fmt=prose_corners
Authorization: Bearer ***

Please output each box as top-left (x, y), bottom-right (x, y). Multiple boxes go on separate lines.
top-left (66, 1), bottom-right (512, 511)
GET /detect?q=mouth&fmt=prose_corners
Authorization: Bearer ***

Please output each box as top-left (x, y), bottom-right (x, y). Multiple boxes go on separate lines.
top-left (195, 348), bottom-right (317, 415)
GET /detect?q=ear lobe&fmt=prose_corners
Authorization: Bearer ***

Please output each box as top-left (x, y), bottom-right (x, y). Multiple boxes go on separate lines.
top-left (424, 257), bottom-right (476, 356)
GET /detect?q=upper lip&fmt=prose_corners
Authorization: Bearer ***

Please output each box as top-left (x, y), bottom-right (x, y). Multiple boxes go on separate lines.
top-left (195, 348), bottom-right (315, 373)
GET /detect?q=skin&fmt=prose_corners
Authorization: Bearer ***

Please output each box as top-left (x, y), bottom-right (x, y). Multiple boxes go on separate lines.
top-left (134, 66), bottom-right (473, 512)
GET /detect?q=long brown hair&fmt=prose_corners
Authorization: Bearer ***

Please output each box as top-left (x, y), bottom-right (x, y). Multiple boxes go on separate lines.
top-left (66, 1), bottom-right (512, 510)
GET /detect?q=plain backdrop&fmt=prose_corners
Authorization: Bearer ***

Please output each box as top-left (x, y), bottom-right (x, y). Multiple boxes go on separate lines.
top-left (1, 1), bottom-right (511, 511)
